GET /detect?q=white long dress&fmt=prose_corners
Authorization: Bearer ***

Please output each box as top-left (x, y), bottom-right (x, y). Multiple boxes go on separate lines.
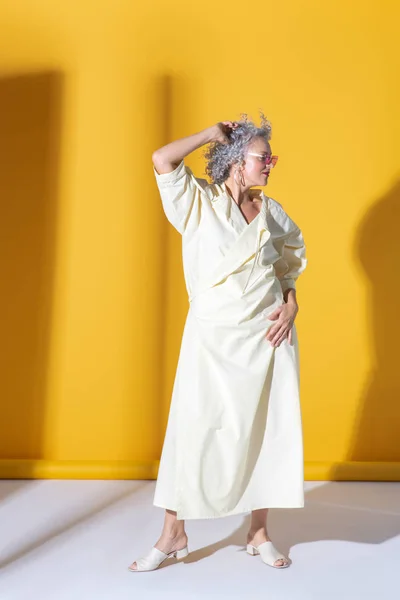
top-left (152, 160), bottom-right (307, 520)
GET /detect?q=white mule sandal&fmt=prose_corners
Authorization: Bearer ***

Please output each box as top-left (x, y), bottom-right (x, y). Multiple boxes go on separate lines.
top-left (247, 542), bottom-right (291, 568)
top-left (128, 545), bottom-right (189, 572)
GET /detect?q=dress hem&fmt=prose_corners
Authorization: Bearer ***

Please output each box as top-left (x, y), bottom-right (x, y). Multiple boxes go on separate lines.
top-left (153, 500), bottom-right (305, 520)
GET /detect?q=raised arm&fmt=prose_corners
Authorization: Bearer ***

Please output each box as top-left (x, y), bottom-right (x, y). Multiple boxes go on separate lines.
top-left (152, 121), bottom-right (238, 174)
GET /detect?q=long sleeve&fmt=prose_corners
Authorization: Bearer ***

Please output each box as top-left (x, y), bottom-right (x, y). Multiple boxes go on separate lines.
top-left (266, 198), bottom-right (307, 292)
top-left (280, 226), bottom-right (307, 292)
top-left (153, 159), bottom-right (205, 235)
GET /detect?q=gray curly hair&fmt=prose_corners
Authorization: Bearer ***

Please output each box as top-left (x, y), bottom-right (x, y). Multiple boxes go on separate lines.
top-left (203, 111), bottom-right (272, 185)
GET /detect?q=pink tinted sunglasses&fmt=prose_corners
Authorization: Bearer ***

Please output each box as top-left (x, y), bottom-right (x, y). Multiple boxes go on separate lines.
top-left (247, 152), bottom-right (279, 167)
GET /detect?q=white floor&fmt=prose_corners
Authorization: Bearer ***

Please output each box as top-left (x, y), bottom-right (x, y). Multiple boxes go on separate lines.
top-left (0, 480), bottom-right (399, 599)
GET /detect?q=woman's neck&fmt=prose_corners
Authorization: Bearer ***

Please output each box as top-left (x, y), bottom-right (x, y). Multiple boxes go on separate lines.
top-left (224, 180), bottom-right (250, 206)
top-left (224, 180), bottom-right (261, 207)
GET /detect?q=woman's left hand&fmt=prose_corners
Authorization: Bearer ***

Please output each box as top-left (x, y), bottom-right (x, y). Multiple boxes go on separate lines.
top-left (265, 303), bottom-right (298, 347)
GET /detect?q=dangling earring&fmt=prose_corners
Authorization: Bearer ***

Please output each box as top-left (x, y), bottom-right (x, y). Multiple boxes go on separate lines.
top-left (239, 169), bottom-right (246, 187)
top-left (234, 169), bottom-right (241, 186)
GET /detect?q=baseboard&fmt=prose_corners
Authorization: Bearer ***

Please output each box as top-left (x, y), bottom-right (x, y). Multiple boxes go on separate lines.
top-left (305, 461), bottom-right (400, 481)
top-left (0, 460), bottom-right (159, 480)
top-left (0, 460), bottom-right (400, 481)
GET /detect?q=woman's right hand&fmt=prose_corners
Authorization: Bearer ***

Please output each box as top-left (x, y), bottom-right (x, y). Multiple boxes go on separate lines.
top-left (208, 121), bottom-right (239, 144)
top-left (153, 122), bottom-right (239, 172)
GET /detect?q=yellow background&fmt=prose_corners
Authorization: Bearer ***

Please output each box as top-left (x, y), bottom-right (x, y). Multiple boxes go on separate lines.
top-left (0, 0), bottom-right (399, 480)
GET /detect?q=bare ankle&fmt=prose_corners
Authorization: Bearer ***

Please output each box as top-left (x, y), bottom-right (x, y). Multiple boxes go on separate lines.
top-left (162, 529), bottom-right (185, 539)
top-left (247, 526), bottom-right (270, 543)
top-left (162, 511), bottom-right (186, 540)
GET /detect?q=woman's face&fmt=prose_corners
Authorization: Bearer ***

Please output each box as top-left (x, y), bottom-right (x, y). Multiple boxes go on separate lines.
top-left (242, 137), bottom-right (273, 187)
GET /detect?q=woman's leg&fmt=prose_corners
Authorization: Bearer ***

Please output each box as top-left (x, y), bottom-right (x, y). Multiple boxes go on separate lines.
top-left (247, 508), bottom-right (288, 567)
top-left (129, 509), bottom-right (188, 570)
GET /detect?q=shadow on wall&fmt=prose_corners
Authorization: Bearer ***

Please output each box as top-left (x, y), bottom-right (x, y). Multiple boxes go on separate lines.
top-left (149, 74), bottom-right (191, 450)
top-left (0, 72), bottom-right (64, 466)
top-left (333, 179), bottom-right (400, 477)
top-left (148, 74), bottom-right (174, 455)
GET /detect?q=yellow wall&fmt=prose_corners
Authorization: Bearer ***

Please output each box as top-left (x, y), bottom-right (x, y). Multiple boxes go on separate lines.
top-left (0, 0), bottom-right (399, 480)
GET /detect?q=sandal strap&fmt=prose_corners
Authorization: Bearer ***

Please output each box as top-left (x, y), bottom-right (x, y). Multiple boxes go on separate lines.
top-left (257, 541), bottom-right (288, 566)
top-left (136, 547), bottom-right (168, 571)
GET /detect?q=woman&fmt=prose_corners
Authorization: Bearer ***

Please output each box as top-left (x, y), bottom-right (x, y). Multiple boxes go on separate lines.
top-left (129, 113), bottom-right (307, 572)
